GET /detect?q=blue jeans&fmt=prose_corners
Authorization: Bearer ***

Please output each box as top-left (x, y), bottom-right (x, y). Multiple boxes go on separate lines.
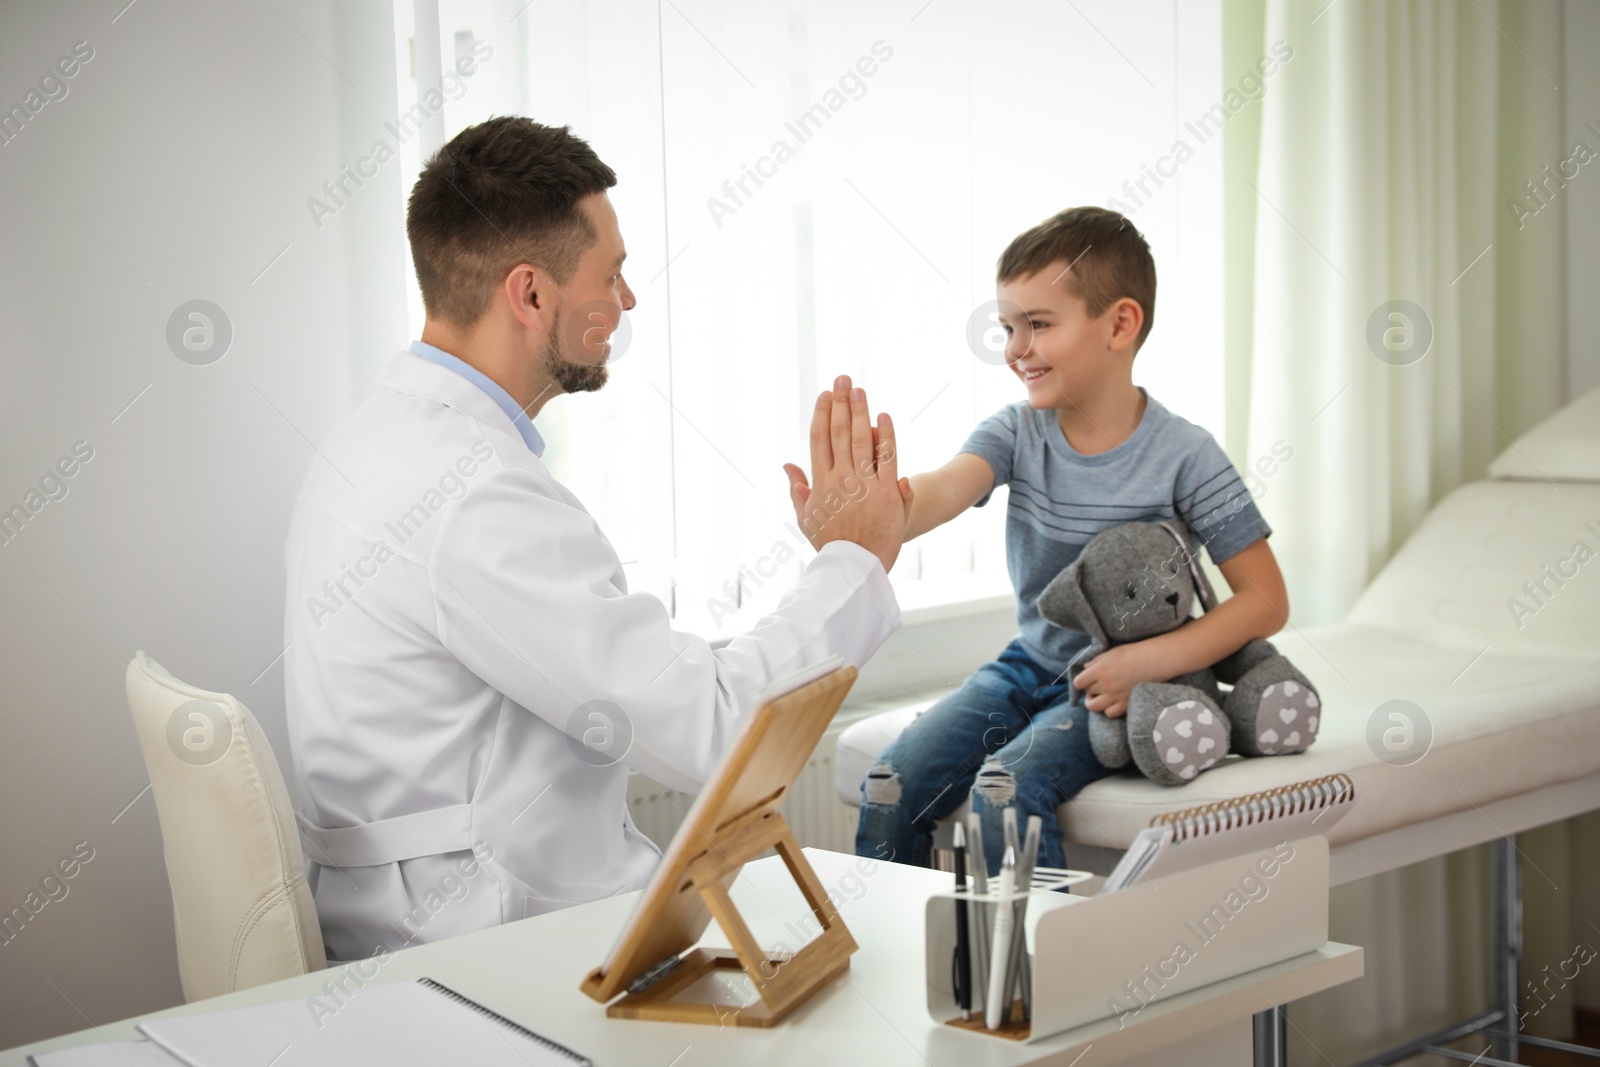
top-left (854, 638), bottom-right (1119, 876)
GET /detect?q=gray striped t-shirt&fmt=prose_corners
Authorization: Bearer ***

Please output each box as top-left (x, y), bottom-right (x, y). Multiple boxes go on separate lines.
top-left (961, 389), bottom-right (1271, 677)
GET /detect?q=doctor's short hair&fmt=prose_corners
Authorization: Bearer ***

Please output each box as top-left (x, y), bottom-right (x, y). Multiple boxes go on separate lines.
top-left (997, 206), bottom-right (1157, 351)
top-left (407, 117), bottom-right (617, 328)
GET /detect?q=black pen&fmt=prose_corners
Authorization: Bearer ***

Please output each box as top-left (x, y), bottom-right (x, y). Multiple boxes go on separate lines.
top-left (953, 822), bottom-right (972, 1019)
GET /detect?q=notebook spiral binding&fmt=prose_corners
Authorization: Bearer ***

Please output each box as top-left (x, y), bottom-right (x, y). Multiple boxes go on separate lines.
top-left (418, 978), bottom-right (594, 1066)
top-left (1149, 773), bottom-right (1357, 843)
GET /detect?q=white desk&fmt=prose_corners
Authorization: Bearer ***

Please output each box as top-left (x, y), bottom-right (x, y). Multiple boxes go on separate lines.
top-left (1, 849), bottom-right (1361, 1066)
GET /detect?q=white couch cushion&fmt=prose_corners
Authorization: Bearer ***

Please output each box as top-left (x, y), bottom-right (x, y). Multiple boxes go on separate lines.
top-left (1347, 480), bottom-right (1600, 660)
top-left (1488, 384), bottom-right (1600, 482)
top-left (1063, 624), bottom-right (1600, 849)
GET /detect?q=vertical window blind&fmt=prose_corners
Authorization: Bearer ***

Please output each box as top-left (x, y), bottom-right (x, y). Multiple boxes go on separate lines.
top-left (391, 0), bottom-right (1225, 640)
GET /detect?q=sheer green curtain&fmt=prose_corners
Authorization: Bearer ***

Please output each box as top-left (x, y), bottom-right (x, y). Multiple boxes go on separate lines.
top-left (1221, 0), bottom-right (1596, 1061)
top-left (1226, 0), bottom-right (1568, 624)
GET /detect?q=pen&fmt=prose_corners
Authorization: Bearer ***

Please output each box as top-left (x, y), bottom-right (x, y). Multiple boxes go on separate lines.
top-left (1009, 815), bottom-right (1042, 1019)
top-left (953, 822), bottom-right (971, 1019)
top-left (966, 812), bottom-right (989, 1009)
top-left (992, 809), bottom-right (1032, 1022)
top-left (985, 843), bottom-right (1016, 1029)
top-left (999, 806), bottom-right (1022, 1017)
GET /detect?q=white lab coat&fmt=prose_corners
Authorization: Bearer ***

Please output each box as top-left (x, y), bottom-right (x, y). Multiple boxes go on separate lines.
top-left (283, 350), bottom-right (900, 961)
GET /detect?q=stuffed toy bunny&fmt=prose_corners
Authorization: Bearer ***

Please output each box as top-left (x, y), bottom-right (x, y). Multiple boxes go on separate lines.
top-left (1036, 520), bottom-right (1321, 786)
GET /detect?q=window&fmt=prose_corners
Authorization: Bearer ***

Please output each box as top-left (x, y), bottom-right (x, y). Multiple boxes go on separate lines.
top-left (392, 0), bottom-right (1224, 642)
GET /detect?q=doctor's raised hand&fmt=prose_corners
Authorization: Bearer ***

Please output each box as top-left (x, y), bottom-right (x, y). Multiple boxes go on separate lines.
top-left (782, 374), bottom-right (915, 575)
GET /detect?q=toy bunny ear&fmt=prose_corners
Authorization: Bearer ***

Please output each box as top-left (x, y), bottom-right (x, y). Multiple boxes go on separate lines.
top-left (1037, 559), bottom-right (1109, 647)
top-left (1155, 519), bottom-right (1218, 612)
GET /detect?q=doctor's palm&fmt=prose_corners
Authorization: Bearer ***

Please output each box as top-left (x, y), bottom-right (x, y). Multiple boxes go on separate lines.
top-left (782, 375), bottom-right (914, 575)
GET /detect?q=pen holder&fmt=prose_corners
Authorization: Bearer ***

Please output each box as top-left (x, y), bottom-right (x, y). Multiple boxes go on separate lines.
top-left (926, 866), bottom-right (1092, 1041)
top-left (923, 839), bottom-right (1332, 1044)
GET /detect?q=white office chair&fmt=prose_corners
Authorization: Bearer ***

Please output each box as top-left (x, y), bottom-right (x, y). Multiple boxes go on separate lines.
top-left (125, 651), bottom-right (325, 1001)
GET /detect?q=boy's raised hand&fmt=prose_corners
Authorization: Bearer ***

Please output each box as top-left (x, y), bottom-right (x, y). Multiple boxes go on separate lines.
top-left (782, 375), bottom-right (915, 574)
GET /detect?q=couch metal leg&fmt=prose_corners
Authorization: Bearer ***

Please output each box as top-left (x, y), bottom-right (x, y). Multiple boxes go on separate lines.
top-left (1349, 1011), bottom-right (1506, 1067)
top-left (1489, 835), bottom-right (1523, 1064)
top-left (1350, 835), bottom-right (1527, 1066)
top-left (1483, 1029), bottom-right (1600, 1059)
top-left (1253, 1004), bottom-right (1287, 1067)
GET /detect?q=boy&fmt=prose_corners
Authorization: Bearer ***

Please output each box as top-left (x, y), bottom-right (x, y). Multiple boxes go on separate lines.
top-left (854, 207), bottom-right (1290, 874)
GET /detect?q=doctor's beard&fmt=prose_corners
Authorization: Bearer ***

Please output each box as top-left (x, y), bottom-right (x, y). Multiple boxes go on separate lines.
top-left (544, 308), bottom-right (608, 394)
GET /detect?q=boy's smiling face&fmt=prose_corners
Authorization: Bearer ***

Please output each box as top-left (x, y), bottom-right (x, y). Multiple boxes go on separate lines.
top-left (996, 263), bottom-right (1143, 410)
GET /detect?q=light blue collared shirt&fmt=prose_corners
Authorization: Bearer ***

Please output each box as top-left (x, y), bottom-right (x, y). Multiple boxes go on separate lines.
top-left (409, 339), bottom-right (546, 457)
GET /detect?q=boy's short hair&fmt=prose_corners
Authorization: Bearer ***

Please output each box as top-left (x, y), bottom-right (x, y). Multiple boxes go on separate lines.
top-left (997, 207), bottom-right (1157, 350)
top-left (407, 117), bottom-right (617, 328)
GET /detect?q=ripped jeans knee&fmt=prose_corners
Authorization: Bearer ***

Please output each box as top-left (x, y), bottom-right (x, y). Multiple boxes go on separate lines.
top-left (862, 759), bottom-right (904, 807)
top-left (973, 756), bottom-right (1017, 807)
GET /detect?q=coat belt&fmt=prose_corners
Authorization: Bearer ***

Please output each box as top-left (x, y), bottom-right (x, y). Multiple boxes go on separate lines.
top-left (297, 804), bottom-right (474, 868)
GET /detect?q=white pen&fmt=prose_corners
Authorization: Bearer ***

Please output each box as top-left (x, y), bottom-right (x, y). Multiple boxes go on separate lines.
top-left (985, 843), bottom-right (1017, 1029)
top-left (1011, 815), bottom-right (1042, 1018)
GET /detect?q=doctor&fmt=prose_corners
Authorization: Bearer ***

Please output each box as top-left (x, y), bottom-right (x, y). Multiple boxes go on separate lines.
top-left (284, 117), bottom-right (913, 961)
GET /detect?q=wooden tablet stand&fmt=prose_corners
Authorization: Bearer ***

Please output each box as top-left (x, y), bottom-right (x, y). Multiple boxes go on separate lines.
top-left (580, 665), bottom-right (860, 1028)
top-left (600, 809), bottom-right (855, 1026)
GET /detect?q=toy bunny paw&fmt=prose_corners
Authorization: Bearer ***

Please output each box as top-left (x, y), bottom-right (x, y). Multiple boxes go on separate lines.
top-left (1126, 683), bottom-right (1231, 787)
top-left (1086, 705), bottom-right (1133, 769)
top-left (1223, 659), bottom-right (1321, 757)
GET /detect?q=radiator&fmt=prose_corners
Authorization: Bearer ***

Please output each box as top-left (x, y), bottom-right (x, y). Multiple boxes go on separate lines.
top-left (625, 713), bottom-right (864, 855)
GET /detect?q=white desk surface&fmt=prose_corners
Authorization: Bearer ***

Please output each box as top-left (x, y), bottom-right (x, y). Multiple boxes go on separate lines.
top-left (1, 849), bottom-right (1361, 1066)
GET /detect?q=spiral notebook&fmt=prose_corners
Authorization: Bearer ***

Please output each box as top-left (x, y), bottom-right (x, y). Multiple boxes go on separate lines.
top-left (1099, 774), bottom-right (1357, 894)
top-left (36, 977), bottom-right (596, 1067)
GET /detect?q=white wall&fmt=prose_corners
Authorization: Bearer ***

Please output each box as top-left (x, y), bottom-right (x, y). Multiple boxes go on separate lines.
top-left (0, 0), bottom-right (405, 1048)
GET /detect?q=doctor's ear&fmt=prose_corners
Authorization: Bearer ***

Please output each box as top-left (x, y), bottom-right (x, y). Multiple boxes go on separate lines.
top-left (503, 263), bottom-right (554, 329)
